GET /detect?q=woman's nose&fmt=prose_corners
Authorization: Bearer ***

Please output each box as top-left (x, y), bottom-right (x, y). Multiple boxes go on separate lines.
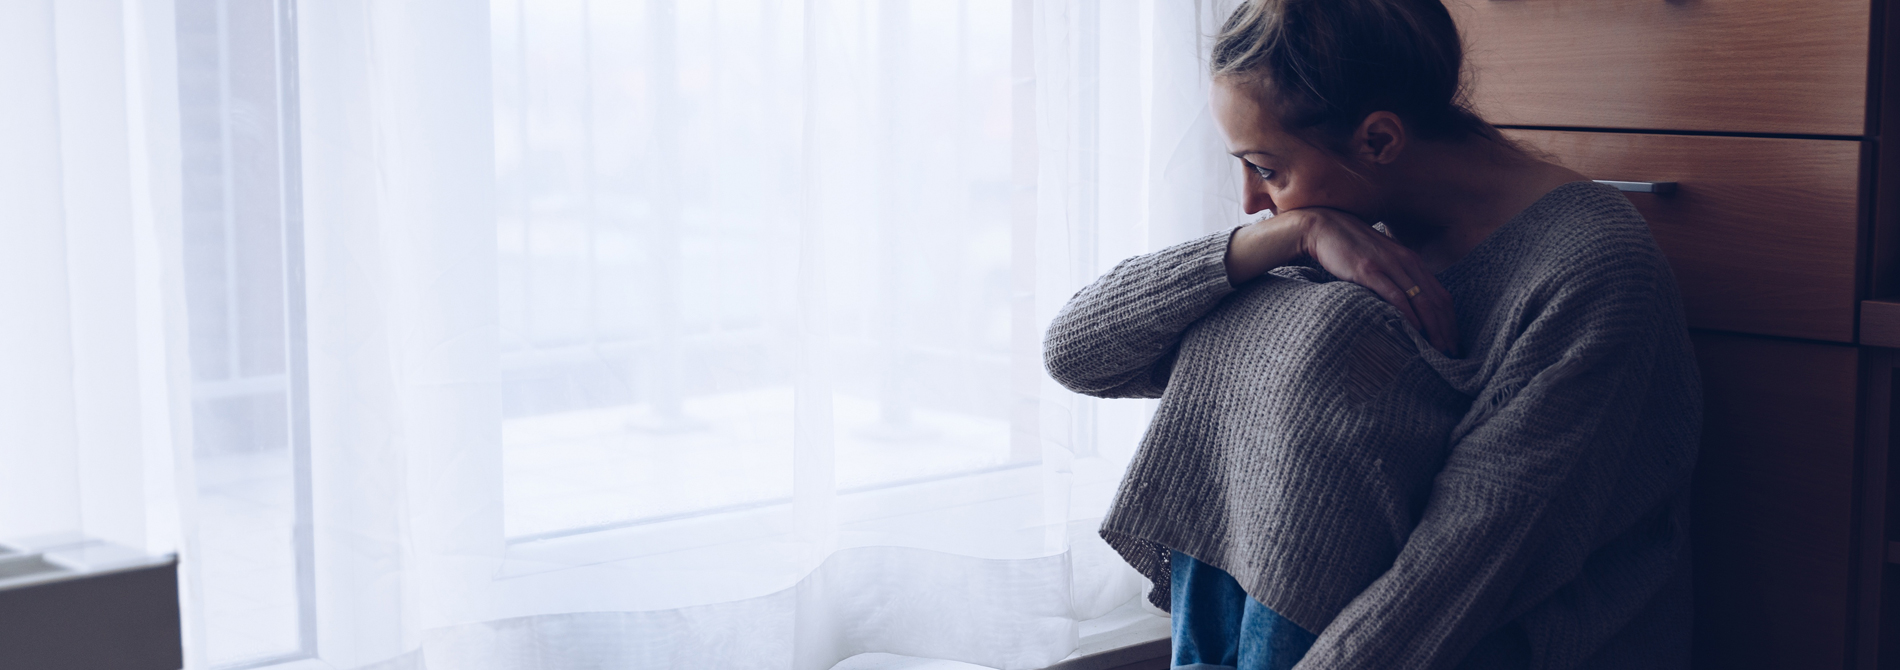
top-left (1244, 189), bottom-right (1275, 216)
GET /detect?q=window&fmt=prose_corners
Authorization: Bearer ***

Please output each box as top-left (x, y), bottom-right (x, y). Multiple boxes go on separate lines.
top-left (175, 0), bottom-right (313, 665)
top-left (491, 0), bottom-right (1024, 546)
top-left (2, 0), bottom-right (1236, 664)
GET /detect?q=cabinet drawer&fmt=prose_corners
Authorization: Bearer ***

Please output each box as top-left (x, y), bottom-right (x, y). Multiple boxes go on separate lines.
top-left (1450, 0), bottom-right (1870, 135)
top-left (1504, 130), bottom-right (1863, 342)
top-left (1690, 332), bottom-right (1858, 670)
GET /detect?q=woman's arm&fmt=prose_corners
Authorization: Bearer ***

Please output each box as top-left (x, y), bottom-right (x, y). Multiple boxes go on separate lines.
top-left (1042, 226), bottom-right (1251, 399)
top-left (1045, 207), bottom-right (1454, 398)
top-left (1224, 209), bottom-right (1315, 285)
top-left (1241, 207), bottom-right (1461, 354)
top-left (1294, 261), bottom-right (1695, 669)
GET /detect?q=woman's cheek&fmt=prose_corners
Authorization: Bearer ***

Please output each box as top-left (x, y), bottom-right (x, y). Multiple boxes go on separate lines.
top-left (1274, 185), bottom-right (1315, 212)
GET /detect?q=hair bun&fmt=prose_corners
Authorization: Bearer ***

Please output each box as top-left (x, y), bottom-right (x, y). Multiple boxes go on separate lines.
top-left (1211, 0), bottom-right (1491, 148)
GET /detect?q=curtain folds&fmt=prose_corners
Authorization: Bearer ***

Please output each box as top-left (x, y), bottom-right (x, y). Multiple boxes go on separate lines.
top-left (0, 1), bottom-right (1246, 668)
top-left (0, 0), bottom-right (203, 658)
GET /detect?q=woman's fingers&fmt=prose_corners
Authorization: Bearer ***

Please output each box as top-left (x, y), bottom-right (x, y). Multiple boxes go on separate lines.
top-left (1407, 272), bottom-right (1458, 355)
top-left (1368, 270), bottom-right (1425, 333)
top-left (1386, 270), bottom-right (1444, 353)
top-left (1387, 256), bottom-right (1459, 356)
top-left (1411, 282), bottom-right (1458, 355)
top-left (1293, 207), bottom-right (1460, 355)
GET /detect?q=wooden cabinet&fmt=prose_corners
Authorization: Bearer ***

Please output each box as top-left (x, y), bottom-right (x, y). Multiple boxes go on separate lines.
top-left (1449, 0), bottom-right (1871, 135)
top-left (1505, 130), bottom-right (1864, 342)
top-left (1448, 2), bottom-right (1900, 668)
top-left (1690, 333), bottom-right (1859, 669)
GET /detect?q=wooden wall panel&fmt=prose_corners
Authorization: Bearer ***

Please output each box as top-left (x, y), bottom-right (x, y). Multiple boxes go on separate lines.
top-left (1448, 0), bottom-right (1871, 135)
top-left (1506, 130), bottom-right (1863, 342)
top-left (1690, 332), bottom-right (1859, 670)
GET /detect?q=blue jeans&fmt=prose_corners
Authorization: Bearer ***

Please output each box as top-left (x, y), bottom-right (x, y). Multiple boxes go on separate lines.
top-left (1170, 550), bottom-right (1316, 670)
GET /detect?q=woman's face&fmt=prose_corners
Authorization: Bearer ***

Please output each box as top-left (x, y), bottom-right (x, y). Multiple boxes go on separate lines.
top-left (1210, 77), bottom-right (1383, 219)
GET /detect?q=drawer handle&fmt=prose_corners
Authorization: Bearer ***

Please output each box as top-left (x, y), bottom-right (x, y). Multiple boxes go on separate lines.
top-left (1594, 180), bottom-right (1678, 194)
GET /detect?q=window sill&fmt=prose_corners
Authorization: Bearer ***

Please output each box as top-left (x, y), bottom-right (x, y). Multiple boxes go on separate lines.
top-left (829, 597), bottom-right (1171, 670)
top-left (249, 603), bottom-right (1169, 670)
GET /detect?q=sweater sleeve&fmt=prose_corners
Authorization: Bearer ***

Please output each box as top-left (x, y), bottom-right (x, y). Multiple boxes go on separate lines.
top-left (1296, 260), bottom-right (1673, 670)
top-left (1042, 227), bottom-right (1239, 399)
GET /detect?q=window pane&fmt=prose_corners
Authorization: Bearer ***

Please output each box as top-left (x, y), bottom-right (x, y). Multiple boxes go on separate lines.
top-left (176, 0), bottom-right (308, 664)
top-left (493, 0), bottom-right (1018, 542)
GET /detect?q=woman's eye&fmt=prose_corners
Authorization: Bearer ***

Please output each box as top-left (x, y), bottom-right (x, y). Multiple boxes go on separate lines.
top-left (1249, 163), bottom-right (1273, 180)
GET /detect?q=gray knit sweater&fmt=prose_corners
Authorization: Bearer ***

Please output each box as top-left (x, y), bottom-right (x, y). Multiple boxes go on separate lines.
top-left (1045, 182), bottom-right (1701, 669)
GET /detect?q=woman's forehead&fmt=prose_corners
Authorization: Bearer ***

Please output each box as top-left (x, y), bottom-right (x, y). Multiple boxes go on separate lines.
top-left (1212, 79), bottom-right (1302, 157)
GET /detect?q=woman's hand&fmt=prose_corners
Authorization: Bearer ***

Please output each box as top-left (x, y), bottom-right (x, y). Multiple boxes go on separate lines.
top-left (1225, 207), bottom-right (1459, 355)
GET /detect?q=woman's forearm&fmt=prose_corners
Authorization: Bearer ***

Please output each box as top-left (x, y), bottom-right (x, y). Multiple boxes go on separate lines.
top-left (1043, 229), bottom-right (1240, 398)
top-left (1225, 214), bottom-right (1311, 285)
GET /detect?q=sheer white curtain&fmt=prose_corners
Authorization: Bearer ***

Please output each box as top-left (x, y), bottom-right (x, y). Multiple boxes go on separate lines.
top-left (0, 0), bottom-right (194, 554)
top-left (0, 0), bottom-right (200, 595)
top-left (0, 0), bottom-right (1245, 668)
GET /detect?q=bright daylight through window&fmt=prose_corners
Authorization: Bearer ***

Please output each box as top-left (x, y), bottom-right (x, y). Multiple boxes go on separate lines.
top-left (175, 0), bottom-right (311, 666)
top-left (490, 0), bottom-right (1023, 543)
top-left (2, 0), bottom-right (1241, 666)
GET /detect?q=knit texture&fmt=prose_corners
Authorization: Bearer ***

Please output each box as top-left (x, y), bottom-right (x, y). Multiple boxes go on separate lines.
top-left (1044, 181), bottom-right (1701, 670)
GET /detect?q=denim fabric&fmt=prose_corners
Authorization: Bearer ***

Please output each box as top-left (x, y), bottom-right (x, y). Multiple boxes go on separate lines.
top-left (1169, 550), bottom-right (1316, 670)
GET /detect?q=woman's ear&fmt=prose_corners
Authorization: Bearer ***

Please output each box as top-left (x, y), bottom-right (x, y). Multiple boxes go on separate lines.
top-left (1353, 111), bottom-right (1407, 165)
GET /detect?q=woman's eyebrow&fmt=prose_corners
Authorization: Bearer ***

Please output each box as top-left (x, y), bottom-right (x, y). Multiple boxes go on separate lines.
top-left (1231, 150), bottom-right (1277, 160)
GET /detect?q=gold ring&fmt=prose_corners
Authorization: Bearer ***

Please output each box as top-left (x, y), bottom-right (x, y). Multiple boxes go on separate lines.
top-left (1405, 285), bottom-right (1421, 298)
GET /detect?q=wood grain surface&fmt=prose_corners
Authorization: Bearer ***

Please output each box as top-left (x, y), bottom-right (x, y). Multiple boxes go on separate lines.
top-left (1505, 129), bottom-right (1863, 342)
top-left (1449, 0), bottom-right (1871, 135)
top-left (1689, 331), bottom-right (1858, 670)
top-left (1859, 351), bottom-right (1896, 670)
top-left (1863, 300), bottom-right (1900, 347)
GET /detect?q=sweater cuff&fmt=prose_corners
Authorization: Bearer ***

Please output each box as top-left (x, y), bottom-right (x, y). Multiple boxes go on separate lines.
top-left (1164, 226), bottom-right (1243, 299)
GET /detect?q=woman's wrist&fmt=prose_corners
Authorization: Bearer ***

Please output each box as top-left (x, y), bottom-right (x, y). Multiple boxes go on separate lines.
top-left (1224, 214), bottom-right (1310, 285)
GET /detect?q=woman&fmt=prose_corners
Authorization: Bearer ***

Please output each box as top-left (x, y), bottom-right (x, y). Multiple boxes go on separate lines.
top-left (1042, 1), bottom-right (1701, 668)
